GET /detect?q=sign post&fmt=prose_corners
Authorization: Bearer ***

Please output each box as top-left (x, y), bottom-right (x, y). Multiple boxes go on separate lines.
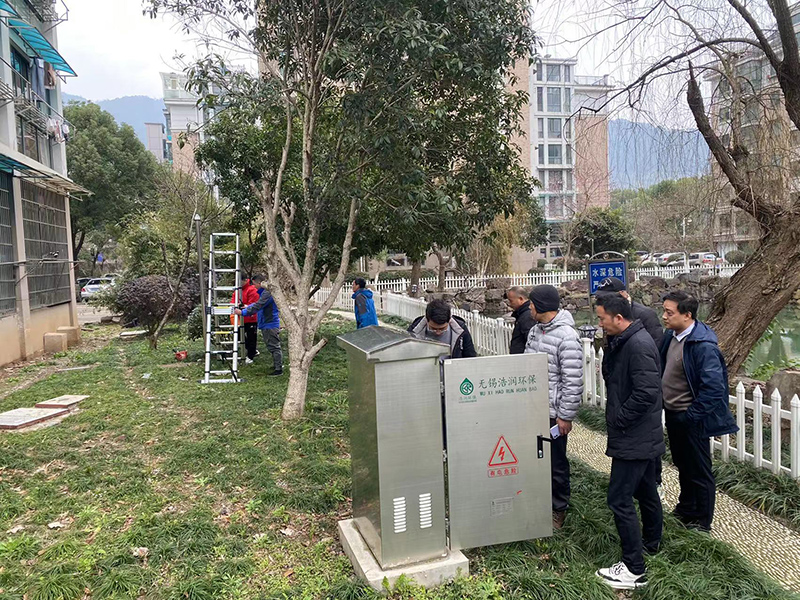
top-left (586, 251), bottom-right (629, 315)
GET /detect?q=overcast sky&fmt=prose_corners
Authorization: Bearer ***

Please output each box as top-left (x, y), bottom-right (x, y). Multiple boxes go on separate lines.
top-left (59, 0), bottom-right (197, 100)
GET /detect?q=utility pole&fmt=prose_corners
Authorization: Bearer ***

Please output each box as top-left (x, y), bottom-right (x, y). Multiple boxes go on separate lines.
top-left (194, 214), bottom-right (206, 317)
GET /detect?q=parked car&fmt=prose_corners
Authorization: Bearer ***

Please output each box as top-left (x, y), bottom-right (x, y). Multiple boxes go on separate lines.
top-left (687, 252), bottom-right (723, 267)
top-left (658, 252), bottom-right (682, 265)
top-left (665, 253), bottom-right (687, 266)
top-left (80, 277), bottom-right (115, 301)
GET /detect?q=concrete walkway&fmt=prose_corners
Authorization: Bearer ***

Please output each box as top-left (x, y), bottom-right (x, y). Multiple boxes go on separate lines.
top-left (568, 423), bottom-right (800, 592)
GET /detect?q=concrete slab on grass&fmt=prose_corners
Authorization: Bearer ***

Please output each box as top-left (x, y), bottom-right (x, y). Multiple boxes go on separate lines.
top-left (35, 395), bottom-right (89, 409)
top-left (0, 407), bottom-right (69, 430)
top-left (119, 330), bottom-right (148, 339)
top-left (338, 519), bottom-right (468, 593)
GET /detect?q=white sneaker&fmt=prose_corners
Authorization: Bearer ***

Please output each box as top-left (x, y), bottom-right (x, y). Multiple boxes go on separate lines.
top-left (245, 358), bottom-right (254, 365)
top-left (255, 350), bottom-right (261, 356)
top-left (596, 561), bottom-right (647, 590)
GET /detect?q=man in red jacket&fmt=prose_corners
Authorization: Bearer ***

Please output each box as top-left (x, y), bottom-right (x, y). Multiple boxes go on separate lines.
top-left (234, 275), bottom-right (262, 364)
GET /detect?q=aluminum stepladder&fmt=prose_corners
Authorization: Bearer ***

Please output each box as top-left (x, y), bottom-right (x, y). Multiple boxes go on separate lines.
top-left (201, 233), bottom-right (243, 384)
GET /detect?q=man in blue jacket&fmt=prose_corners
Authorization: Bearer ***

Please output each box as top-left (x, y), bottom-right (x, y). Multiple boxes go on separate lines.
top-left (660, 290), bottom-right (738, 532)
top-left (352, 278), bottom-right (379, 328)
top-left (235, 278), bottom-right (283, 376)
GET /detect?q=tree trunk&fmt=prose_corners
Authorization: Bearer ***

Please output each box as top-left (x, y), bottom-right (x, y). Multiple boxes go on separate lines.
top-left (437, 259), bottom-right (446, 292)
top-left (73, 230), bottom-right (85, 264)
top-left (706, 220), bottom-right (800, 374)
top-left (409, 260), bottom-right (422, 297)
top-left (281, 326), bottom-right (325, 420)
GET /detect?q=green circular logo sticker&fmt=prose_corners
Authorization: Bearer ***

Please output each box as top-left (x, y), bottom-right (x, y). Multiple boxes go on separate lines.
top-left (460, 378), bottom-right (474, 395)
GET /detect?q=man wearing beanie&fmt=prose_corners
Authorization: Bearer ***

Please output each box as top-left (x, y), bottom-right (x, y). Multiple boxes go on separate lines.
top-left (524, 284), bottom-right (583, 529)
top-left (596, 277), bottom-right (663, 347)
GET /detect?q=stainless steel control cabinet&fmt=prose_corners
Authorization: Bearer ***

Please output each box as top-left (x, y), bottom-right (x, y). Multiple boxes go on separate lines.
top-left (337, 328), bottom-right (450, 569)
top-left (443, 354), bottom-right (552, 549)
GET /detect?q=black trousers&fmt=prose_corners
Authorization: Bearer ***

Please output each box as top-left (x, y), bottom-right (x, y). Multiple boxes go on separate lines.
top-left (608, 457), bottom-right (663, 575)
top-left (550, 418), bottom-right (570, 512)
top-left (665, 409), bottom-right (715, 530)
top-left (243, 322), bottom-right (258, 359)
top-left (260, 328), bottom-right (283, 372)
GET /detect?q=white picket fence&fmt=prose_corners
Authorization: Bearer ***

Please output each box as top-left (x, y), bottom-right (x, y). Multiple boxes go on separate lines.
top-left (382, 292), bottom-right (513, 356)
top-left (313, 288), bottom-right (799, 480)
top-left (582, 341), bottom-right (800, 479)
top-left (364, 264), bottom-right (744, 293)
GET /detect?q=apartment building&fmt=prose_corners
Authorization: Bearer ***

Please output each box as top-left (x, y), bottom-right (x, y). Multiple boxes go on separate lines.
top-left (508, 56), bottom-right (613, 269)
top-left (0, 0), bottom-right (89, 366)
top-left (705, 7), bottom-right (800, 257)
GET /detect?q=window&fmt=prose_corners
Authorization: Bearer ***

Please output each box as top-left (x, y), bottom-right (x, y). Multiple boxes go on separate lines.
top-left (536, 60), bottom-right (543, 82)
top-left (547, 118), bottom-right (562, 139)
top-left (537, 118), bottom-right (544, 139)
top-left (547, 88), bottom-right (561, 112)
top-left (565, 144), bottom-right (573, 165)
top-left (719, 77), bottom-right (730, 94)
top-left (386, 255), bottom-right (407, 267)
top-left (548, 144), bottom-right (562, 164)
top-left (537, 87), bottom-right (544, 112)
top-left (718, 213), bottom-right (732, 232)
top-left (538, 144), bottom-right (545, 165)
top-left (549, 245), bottom-right (563, 258)
top-left (744, 99), bottom-right (760, 123)
top-left (547, 170), bottom-right (563, 192)
top-left (737, 61), bottom-right (763, 90)
top-left (564, 65), bottom-right (571, 82)
top-left (564, 88), bottom-right (572, 112)
top-left (719, 107), bottom-right (730, 122)
top-left (565, 119), bottom-right (572, 140)
top-left (793, 12), bottom-right (800, 26)
top-left (0, 173), bottom-right (14, 315)
top-left (546, 64), bottom-right (560, 82)
top-left (565, 170), bottom-right (574, 191)
top-left (21, 182), bottom-right (71, 309)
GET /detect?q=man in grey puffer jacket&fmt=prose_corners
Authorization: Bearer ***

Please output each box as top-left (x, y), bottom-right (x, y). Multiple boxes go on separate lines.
top-left (524, 284), bottom-right (584, 529)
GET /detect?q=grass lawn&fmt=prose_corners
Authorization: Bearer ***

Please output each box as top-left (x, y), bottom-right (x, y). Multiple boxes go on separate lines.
top-left (0, 316), bottom-right (797, 599)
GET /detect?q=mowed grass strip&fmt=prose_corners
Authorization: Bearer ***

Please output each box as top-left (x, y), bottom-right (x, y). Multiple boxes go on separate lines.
top-left (0, 317), bottom-right (795, 599)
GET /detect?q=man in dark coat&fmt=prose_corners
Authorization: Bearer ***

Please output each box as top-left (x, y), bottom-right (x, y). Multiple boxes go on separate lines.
top-left (594, 293), bottom-right (664, 591)
top-left (506, 286), bottom-right (535, 355)
top-left (408, 299), bottom-right (477, 358)
top-left (596, 276), bottom-right (663, 347)
top-left (660, 290), bottom-right (738, 532)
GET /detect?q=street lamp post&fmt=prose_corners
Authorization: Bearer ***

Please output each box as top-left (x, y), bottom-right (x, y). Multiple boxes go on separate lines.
top-left (682, 217), bottom-right (692, 272)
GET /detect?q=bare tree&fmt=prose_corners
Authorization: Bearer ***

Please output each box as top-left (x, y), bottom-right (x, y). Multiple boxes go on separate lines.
top-left (548, 0), bottom-right (800, 374)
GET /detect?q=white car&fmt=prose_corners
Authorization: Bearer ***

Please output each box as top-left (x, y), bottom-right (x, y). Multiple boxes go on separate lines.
top-left (658, 252), bottom-right (682, 265)
top-left (80, 277), bottom-right (115, 301)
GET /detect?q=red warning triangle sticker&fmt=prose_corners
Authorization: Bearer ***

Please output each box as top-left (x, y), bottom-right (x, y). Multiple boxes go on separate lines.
top-left (488, 436), bottom-right (518, 467)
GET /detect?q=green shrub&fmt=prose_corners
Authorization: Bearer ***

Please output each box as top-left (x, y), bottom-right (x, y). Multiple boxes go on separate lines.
top-left (186, 305), bottom-right (204, 340)
top-left (553, 257), bottom-right (584, 271)
top-left (725, 250), bottom-right (750, 264)
top-left (115, 275), bottom-right (195, 332)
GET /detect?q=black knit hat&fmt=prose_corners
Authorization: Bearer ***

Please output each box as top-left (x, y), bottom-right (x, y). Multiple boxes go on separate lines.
top-left (529, 285), bottom-right (560, 313)
top-left (596, 276), bottom-right (626, 292)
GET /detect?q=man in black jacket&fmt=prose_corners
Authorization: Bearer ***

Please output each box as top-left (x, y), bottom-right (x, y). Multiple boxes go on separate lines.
top-left (506, 286), bottom-right (534, 354)
top-left (597, 276), bottom-right (667, 497)
top-left (596, 277), bottom-right (663, 347)
top-left (594, 293), bottom-right (664, 590)
top-left (408, 299), bottom-right (477, 358)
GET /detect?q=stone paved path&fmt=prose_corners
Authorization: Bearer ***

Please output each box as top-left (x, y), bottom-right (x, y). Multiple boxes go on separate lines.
top-left (569, 422), bottom-right (800, 592)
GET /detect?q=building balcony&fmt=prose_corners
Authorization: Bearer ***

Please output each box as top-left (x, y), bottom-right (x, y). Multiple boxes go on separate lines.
top-left (22, 0), bottom-right (68, 24)
top-left (573, 74), bottom-right (613, 88)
